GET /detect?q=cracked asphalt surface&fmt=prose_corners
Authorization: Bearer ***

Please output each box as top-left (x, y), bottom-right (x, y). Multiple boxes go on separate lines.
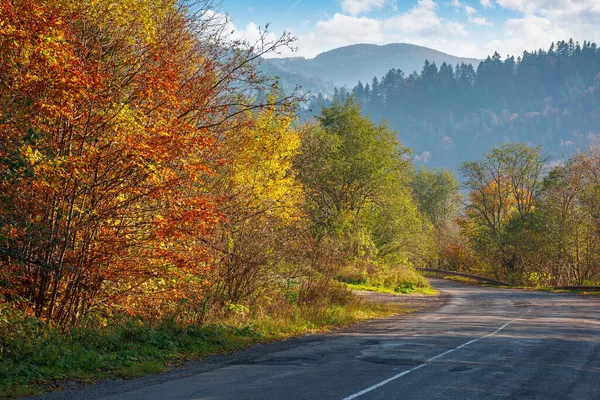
top-left (37, 279), bottom-right (600, 400)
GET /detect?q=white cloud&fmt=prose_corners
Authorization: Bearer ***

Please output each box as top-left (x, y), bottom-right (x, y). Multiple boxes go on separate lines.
top-left (469, 16), bottom-right (493, 26)
top-left (203, 10), bottom-right (282, 51)
top-left (264, 0), bottom-right (600, 60)
top-left (415, 151), bottom-right (432, 163)
top-left (274, 13), bottom-right (386, 57)
top-left (314, 13), bottom-right (386, 43)
top-left (464, 5), bottom-right (478, 16)
top-left (274, 0), bottom-right (474, 58)
top-left (496, 0), bottom-right (600, 17)
top-left (450, 1), bottom-right (493, 28)
top-left (446, 21), bottom-right (467, 36)
top-left (384, 0), bottom-right (451, 36)
top-left (340, 0), bottom-right (389, 16)
top-left (238, 22), bottom-right (280, 45)
top-left (483, 14), bottom-right (570, 56)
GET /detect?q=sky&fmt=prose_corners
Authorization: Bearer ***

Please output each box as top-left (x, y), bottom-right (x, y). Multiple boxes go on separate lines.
top-left (217, 0), bottom-right (600, 59)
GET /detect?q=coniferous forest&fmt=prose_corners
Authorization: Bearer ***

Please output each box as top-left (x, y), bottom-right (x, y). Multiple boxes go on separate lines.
top-left (309, 40), bottom-right (600, 169)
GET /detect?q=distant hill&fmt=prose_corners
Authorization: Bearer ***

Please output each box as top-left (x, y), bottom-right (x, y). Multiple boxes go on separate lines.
top-left (267, 43), bottom-right (481, 88)
top-left (257, 58), bottom-right (334, 96)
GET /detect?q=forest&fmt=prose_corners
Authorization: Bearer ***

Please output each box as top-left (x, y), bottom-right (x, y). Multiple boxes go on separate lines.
top-left (309, 39), bottom-right (600, 169)
top-left (1, 0), bottom-right (599, 396)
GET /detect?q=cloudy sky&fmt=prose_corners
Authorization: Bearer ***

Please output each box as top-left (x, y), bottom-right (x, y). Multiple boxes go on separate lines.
top-left (219, 0), bottom-right (600, 59)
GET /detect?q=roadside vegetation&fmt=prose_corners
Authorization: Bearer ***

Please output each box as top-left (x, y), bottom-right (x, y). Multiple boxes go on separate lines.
top-left (0, 295), bottom-right (403, 397)
top-left (456, 143), bottom-right (600, 287)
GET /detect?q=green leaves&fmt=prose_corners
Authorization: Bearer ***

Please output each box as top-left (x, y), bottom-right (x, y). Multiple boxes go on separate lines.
top-left (298, 97), bottom-right (432, 266)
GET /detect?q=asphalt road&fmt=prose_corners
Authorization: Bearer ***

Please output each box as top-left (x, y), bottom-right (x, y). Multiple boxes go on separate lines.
top-left (40, 279), bottom-right (600, 400)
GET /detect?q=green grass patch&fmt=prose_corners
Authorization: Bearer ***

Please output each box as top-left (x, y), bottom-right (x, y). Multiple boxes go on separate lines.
top-left (441, 275), bottom-right (486, 285)
top-left (437, 275), bottom-right (507, 288)
top-left (345, 282), bottom-right (438, 296)
top-left (440, 276), bottom-right (600, 295)
top-left (520, 286), bottom-right (600, 296)
top-left (0, 300), bottom-right (403, 398)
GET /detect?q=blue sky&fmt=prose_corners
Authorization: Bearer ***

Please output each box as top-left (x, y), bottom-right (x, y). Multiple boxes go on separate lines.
top-left (217, 0), bottom-right (600, 59)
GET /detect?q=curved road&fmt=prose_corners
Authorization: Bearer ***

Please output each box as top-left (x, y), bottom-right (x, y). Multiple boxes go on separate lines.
top-left (40, 279), bottom-right (600, 400)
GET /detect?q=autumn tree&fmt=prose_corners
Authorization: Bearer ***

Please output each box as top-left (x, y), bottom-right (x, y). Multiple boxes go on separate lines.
top-left (203, 95), bottom-right (305, 311)
top-left (460, 143), bottom-right (545, 280)
top-left (529, 148), bottom-right (600, 285)
top-left (0, 0), bottom-right (295, 326)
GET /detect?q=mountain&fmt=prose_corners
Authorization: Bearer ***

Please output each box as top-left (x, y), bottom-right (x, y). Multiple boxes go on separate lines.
top-left (267, 43), bottom-right (481, 88)
top-left (256, 58), bottom-right (334, 97)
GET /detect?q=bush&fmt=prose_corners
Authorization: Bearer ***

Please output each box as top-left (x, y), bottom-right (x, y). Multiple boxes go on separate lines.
top-left (336, 260), bottom-right (430, 292)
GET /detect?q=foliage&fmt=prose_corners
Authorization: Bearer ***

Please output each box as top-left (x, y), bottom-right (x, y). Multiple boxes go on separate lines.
top-left (459, 143), bottom-right (600, 286)
top-left (344, 282), bottom-right (437, 296)
top-left (298, 98), bottom-right (434, 266)
top-left (204, 95), bottom-right (306, 312)
top-left (459, 143), bottom-right (545, 279)
top-left (338, 261), bottom-right (432, 294)
top-left (0, 294), bottom-right (401, 397)
top-left (0, 0), bottom-right (296, 326)
top-left (292, 98), bottom-right (436, 299)
top-left (413, 169), bottom-right (461, 228)
top-left (412, 168), bottom-right (462, 268)
top-left (527, 149), bottom-right (600, 285)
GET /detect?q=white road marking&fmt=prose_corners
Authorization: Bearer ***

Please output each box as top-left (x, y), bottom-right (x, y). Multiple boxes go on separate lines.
top-left (343, 309), bottom-right (533, 400)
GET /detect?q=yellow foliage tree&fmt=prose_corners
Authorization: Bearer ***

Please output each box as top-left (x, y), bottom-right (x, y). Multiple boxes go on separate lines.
top-left (206, 97), bottom-right (305, 307)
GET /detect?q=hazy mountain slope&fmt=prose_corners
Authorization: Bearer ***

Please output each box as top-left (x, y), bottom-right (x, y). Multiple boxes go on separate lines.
top-left (317, 40), bottom-right (600, 171)
top-left (268, 43), bottom-right (481, 87)
top-left (257, 58), bottom-right (334, 96)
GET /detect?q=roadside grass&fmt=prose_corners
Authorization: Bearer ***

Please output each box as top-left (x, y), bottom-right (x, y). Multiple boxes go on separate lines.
top-left (438, 275), bottom-right (600, 296)
top-left (345, 282), bottom-right (438, 296)
top-left (335, 263), bottom-right (435, 296)
top-left (0, 299), bottom-right (403, 398)
top-left (439, 275), bottom-right (495, 286)
top-left (525, 287), bottom-right (600, 296)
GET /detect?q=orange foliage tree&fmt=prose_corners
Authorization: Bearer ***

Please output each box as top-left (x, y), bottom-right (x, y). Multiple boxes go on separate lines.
top-left (0, 0), bottom-right (294, 326)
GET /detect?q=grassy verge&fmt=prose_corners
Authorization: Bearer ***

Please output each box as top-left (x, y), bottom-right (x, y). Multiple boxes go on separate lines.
top-left (440, 275), bottom-right (493, 286)
top-left (345, 282), bottom-right (438, 296)
top-left (0, 300), bottom-right (403, 398)
top-left (524, 287), bottom-right (600, 296)
top-left (439, 275), bottom-right (600, 295)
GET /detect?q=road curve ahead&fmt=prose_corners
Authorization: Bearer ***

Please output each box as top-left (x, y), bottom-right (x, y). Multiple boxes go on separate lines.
top-left (40, 279), bottom-right (600, 400)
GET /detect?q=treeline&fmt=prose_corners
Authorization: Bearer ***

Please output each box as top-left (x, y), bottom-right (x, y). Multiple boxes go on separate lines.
top-left (0, 0), bottom-right (437, 332)
top-left (456, 143), bottom-right (600, 286)
top-left (310, 40), bottom-right (600, 169)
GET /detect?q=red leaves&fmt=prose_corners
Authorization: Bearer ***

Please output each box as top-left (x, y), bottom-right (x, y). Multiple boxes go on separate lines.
top-left (0, 0), bottom-right (238, 325)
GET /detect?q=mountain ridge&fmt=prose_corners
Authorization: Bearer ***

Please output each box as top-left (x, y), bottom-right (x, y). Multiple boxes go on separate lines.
top-left (265, 43), bottom-right (481, 89)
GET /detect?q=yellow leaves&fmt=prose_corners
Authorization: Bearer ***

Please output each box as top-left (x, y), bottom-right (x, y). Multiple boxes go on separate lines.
top-left (225, 102), bottom-right (304, 225)
top-left (80, 0), bottom-right (177, 46)
top-left (22, 145), bottom-right (41, 166)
